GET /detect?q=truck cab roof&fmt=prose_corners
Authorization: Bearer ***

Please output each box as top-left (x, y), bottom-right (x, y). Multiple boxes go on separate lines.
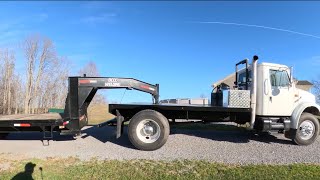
top-left (259, 62), bottom-right (289, 69)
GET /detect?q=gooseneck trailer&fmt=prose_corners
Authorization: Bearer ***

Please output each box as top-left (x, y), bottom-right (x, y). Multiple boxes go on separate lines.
top-left (0, 55), bottom-right (319, 151)
top-left (0, 77), bottom-right (160, 138)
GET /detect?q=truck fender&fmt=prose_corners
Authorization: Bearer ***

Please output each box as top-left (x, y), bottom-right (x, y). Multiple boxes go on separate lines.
top-left (291, 102), bottom-right (320, 129)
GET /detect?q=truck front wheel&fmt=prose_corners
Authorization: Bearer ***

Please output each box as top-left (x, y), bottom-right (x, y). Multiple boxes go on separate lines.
top-left (128, 110), bottom-right (170, 151)
top-left (293, 113), bottom-right (319, 145)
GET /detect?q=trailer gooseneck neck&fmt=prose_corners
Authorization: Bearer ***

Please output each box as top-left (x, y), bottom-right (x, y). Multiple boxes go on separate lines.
top-left (62, 76), bottom-right (160, 134)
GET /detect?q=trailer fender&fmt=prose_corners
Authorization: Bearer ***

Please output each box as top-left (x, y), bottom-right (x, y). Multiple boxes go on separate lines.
top-left (291, 102), bottom-right (320, 129)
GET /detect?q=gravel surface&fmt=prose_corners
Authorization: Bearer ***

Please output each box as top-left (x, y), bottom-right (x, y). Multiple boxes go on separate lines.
top-left (1, 124), bottom-right (320, 165)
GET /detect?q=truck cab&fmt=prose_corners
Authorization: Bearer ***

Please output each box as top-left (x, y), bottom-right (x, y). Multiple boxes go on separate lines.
top-left (235, 57), bottom-right (320, 145)
top-left (109, 55), bottom-right (320, 150)
top-left (237, 62), bottom-right (296, 116)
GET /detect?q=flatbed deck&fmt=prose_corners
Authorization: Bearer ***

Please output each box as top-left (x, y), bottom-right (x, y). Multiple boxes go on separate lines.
top-left (0, 113), bottom-right (63, 121)
top-left (110, 103), bottom-right (251, 112)
top-left (109, 104), bottom-right (251, 121)
top-left (0, 113), bottom-right (64, 133)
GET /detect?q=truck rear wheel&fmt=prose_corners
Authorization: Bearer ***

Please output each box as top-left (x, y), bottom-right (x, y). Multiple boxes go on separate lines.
top-left (128, 110), bottom-right (169, 151)
top-left (293, 113), bottom-right (319, 145)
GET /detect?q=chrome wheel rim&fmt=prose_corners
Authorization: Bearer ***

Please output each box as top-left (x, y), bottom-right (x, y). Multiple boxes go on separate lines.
top-left (136, 119), bottom-right (161, 143)
top-left (298, 120), bottom-right (315, 140)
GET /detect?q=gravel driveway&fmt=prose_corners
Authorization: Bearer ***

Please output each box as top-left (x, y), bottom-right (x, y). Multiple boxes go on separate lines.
top-left (1, 124), bottom-right (320, 165)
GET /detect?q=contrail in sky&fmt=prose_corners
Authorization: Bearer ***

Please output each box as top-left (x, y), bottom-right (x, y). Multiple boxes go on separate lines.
top-left (192, 21), bottom-right (320, 39)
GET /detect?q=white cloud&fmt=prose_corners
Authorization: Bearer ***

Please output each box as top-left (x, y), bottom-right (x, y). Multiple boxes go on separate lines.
top-left (0, 13), bottom-right (49, 47)
top-left (0, 21), bottom-right (26, 47)
top-left (193, 21), bottom-right (320, 39)
top-left (81, 13), bottom-right (117, 24)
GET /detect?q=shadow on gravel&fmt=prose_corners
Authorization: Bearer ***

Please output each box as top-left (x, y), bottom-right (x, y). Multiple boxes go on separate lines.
top-left (0, 124), bottom-right (292, 148)
top-left (1, 132), bottom-right (74, 141)
top-left (81, 125), bottom-right (136, 149)
top-left (82, 124), bottom-right (293, 149)
top-left (171, 124), bottom-right (293, 145)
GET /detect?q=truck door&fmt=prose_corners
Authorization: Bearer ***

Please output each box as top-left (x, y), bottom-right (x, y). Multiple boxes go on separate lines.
top-left (267, 69), bottom-right (294, 116)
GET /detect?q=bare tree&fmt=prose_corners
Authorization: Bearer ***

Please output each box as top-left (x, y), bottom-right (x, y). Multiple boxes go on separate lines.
top-left (23, 35), bottom-right (39, 113)
top-left (38, 56), bottom-right (69, 110)
top-left (12, 75), bottom-right (24, 114)
top-left (32, 37), bottom-right (56, 113)
top-left (23, 35), bottom-right (58, 113)
top-left (0, 49), bottom-right (15, 114)
top-left (0, 34), bottom-right (69, 115)
top-left (200, 93), bottom-right (207, 98)
top-left (79, 61), bottom-right (106, 104)
top-left (21, 34), bottom-right (71, 113)
top-left (79, 61), bottom-right (99, 77)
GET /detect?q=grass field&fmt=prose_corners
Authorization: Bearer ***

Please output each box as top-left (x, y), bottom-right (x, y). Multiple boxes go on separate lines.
top-left (87, 104), bottom-right (115, 125)
top-left (1, 158), bottom-right (320, 180)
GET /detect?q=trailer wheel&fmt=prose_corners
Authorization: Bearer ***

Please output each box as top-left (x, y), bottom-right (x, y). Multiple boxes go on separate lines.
top-left (293, 113), bottom-right (319, 146)
top-left (128, 110), bottom-right (169, 151)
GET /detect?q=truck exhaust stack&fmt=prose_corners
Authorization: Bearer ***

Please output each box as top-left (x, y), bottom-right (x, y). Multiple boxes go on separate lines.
top-left (250, 55), bottom-right (259, 129)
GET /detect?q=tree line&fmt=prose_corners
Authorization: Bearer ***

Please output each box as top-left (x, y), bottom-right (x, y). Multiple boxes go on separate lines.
top-left (0, 34), bottom-right (105, 115)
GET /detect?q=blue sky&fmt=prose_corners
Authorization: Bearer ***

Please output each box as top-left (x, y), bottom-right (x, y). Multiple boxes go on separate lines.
top-left (1, 1), bottom-right (320, 103)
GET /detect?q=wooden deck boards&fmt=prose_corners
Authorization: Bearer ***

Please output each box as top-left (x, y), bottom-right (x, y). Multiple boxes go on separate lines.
top-left (0, 113), bottom-right (63, 121)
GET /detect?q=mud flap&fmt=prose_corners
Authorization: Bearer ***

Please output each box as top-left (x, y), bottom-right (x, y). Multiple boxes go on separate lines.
top-left (284, 128), bottom-right (297, 139)
top-left (116, 110), bottom-right (124, 139)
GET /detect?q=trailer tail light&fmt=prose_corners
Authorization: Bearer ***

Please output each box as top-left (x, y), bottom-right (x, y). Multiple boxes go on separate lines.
top-left (59, 121), bottom-right (70, 129)
top-left (14, 123), bottom-right (31, 127)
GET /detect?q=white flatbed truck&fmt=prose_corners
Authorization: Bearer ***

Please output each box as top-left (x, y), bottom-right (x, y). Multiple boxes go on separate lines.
top-left (0, 55), bottom-right (319, 151)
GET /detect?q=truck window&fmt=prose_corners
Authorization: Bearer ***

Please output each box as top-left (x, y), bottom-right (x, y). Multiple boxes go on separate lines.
top-left (269, 70), bottom-right (290, 87)
top-left (238, 71), bottom-right (252, 85)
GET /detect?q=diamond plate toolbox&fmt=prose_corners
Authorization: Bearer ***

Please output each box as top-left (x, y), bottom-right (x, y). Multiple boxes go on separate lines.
top-left (222, 90), bottom-right (251, 108)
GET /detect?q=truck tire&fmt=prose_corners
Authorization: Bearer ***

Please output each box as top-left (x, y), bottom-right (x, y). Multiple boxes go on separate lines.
top-left (293, 112), bottom-right (319, 146)
top-left (128, 110), bottom-right (169, 151)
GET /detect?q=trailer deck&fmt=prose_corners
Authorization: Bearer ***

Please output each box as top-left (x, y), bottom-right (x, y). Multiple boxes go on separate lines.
top-left (0, 113), bottom-right (63, 121)
top-left (0, 113), bottom-right (64, 137)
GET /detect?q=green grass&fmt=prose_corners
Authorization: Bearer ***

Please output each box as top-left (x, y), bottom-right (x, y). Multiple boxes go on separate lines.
top-left (1, 158), bottom-right (320, 180)
top-left (87, 104), bottom-right (115, 125)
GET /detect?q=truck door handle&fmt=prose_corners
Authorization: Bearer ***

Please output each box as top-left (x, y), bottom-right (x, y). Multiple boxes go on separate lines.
top-left (269, 96), bottom-right (272, 102)
top-left (264, 79), bottom-right (269, 95)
